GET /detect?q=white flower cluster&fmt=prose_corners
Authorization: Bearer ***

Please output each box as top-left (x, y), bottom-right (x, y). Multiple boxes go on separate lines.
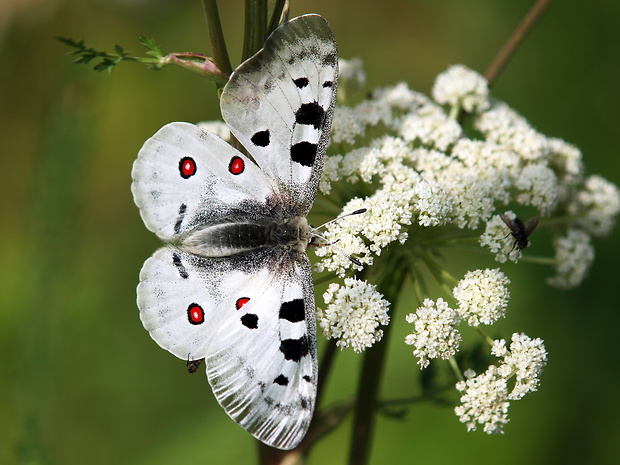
top-left (337, 58), bottom-right (366, 100)
top-left (546, 229), bottom-right (595, 289)
top-left (454, 365), bottom-right (509, 434)
top-left (319, 277), bottom-right (390, 353)
top-left (455, 333), bottom-right (547, 434)
top-left (404, 298), bottom-right (462, 369)
top-left (405, 269), bottom-right (510, 366)
top-left (571, 175), bottom-right (620, 237)
top-left (432, 64), bottom-right (491, 114)
top-left (319, 62), bottom-right (619, 287)
top-left (453, 268), bottom-right (510, 326)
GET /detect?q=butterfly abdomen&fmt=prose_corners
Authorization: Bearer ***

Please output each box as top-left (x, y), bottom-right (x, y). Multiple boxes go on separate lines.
top-left (181, 216), bottom-right (310, 257)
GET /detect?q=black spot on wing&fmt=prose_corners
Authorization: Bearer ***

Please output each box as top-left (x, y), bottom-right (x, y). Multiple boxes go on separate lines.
top-left (273, 374), bottom-right (289, 386)
top-left (303, 375), bottom-right (312, 382)
top-left (172, 253), bottom-right (189, 279)
top-left (295, 102), bottom-right (325, 130)
top-left (294, 77), bottom-right (309, 88)
top-left (279, 299), bottom-right (305, 323)
top-left (251, 130), bottom-right (270, 147)
top-left (174, 203), bottom-right (187, 234)
top-left (322, 81), bottom-right (333, 88)
top-left (241, 313), bottom-right (259, 329)
top-left (279, 335), bottom-right (309, 362)
top-left (291, 142), bottom-right (317, 167)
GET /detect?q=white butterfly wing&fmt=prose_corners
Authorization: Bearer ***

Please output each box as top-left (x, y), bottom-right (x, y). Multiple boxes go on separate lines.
top-left (221, 14), bottom-right (338, 214)
top-left (131, 122), bottom-right (275, 242)
top-left (138, 246), bottom-right (317, 450)
top-left (134, 14), bottom-right (338, 450)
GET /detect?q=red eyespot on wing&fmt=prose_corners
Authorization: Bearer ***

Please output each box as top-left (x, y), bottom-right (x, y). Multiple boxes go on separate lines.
top-left (179, 157), bottom-right (197, 178)
top-left (236, 297), bottom-right (250, 310)
top-left (229, 156), bottom-right (245, 175)
top-left (187, 303), bottom-right (204, 325)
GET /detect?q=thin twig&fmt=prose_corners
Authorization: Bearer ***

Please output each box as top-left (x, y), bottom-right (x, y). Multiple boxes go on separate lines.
top-left (484, 0), bottom-right (555, 87)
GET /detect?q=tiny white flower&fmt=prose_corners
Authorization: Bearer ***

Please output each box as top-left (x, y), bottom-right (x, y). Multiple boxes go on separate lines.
top-left (453, 269), bottom-right (511, 326)
top-left (491, 339), bottom-right (508, 357)
top-left (319, 278), bottom-right (390, 353)
top-left (463, 368), bottom-right (477, 379)
top-left (405, 298), bottom-right (462, 369)
top-left (432, 64), bottom-right (491, 114)
top-left (547, 228), bottom-right (595, 289)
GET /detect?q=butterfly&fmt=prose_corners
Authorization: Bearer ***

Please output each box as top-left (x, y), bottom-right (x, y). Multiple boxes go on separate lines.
top-left (131, 15), bottom-right (338, 450)
top-left (499, 213), bottom-right (539, 251)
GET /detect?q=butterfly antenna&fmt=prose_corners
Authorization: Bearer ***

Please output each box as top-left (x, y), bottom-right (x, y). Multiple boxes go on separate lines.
top-left (310, 209), bottom-right (367, 266)
top-left (314, 208), bottom-right (367, 231)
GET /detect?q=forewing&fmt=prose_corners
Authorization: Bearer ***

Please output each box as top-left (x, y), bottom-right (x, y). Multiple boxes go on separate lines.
top-left (131, 122), bottom-right (275, 242)
top-left (220, 14), bottom-right (338, 215)
top-left (137, 246), bottom-right (317, 450)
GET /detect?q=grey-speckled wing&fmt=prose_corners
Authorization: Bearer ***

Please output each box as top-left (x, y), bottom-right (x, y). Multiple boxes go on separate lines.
top-left (220, 14), bottom-right (338, 215)
top-left (138, 246), bottom-right (317, 450)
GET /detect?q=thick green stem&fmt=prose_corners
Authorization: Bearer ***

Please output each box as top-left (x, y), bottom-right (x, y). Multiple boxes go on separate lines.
top-left (243, 0), bottom-right (268, 61)
top-left (316, 339), bottom-right (338, 408)
top-left (348, 260), bottom-right (409, 465)
top-left (201, 0), bottom-right (232, 78)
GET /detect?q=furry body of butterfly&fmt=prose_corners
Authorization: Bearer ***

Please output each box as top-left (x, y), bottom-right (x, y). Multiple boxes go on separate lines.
top-left (131, 15), bottom-right (338, 450)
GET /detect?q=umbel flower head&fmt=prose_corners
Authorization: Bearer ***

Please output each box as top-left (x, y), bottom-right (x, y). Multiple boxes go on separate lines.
top-left (310, 60), bottom-right (617, 434)
top-left (317, 62), bottom-right (619, 286)
top-left (455, 333), bottom-right (547, 434)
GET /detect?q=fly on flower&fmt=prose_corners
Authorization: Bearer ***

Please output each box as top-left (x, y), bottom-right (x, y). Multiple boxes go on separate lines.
top-left (499, 213), bottom-right (539, 251)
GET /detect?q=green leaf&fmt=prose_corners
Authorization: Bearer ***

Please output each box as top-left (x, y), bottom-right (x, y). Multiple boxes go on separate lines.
top-left (139, 35), bottom-right (163, 59)
top-left (114, 44), bottom-right (126, 56)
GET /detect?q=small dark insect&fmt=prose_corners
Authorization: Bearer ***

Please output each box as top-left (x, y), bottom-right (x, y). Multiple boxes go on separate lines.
top-left (499, 213), bottom-right (539, 251)
top-left (186, 356), bottom-right (204, 374)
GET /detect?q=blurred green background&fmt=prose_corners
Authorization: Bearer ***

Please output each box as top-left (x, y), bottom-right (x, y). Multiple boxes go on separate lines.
top-left (1, 1), bottom-right (619, 464)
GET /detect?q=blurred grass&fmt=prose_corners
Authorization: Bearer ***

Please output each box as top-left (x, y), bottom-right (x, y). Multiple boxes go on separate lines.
top-left (1, 0), bottom-right (619, 464)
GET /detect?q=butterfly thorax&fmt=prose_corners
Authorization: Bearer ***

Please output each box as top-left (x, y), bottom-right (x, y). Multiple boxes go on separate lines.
top-left (180, 216), bottom-right (311, 258)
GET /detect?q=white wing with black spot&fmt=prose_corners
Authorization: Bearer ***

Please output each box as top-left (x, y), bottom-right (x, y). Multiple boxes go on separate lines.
top-left (133, 14), bottom-right (338, 451)
top-left (221, 14), bottom-right (338, 215)
top-left (137, 246), bottom-right (317, 450)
